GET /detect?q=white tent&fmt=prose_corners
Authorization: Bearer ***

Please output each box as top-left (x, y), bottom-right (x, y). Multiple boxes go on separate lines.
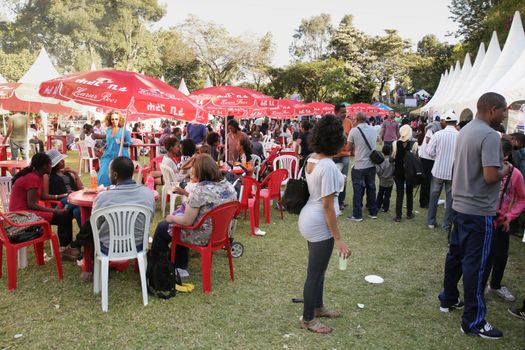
top-left (178, 78), bottom-right (190, 96)
top-left (451, 43), bottom-right (486, 107)
top-left (414, 89), bottom-right (430, 99)
top-left (204, 76), bottom-right (213, 88)
top-left (18, 48), bottom-right (59, 84)
top-left (476, 11), bottom-right (525, 96)
top-left (0, 74), bottom-right (7, 84)
top-left (90, 62), bottom-right (97, 71)
top-left (443, 54), bottom-right (472, 112)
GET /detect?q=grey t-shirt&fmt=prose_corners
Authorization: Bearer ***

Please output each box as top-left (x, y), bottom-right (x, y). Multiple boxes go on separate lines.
top-left (298, 158), bottom-right (344, 242)
top-left (348, 123), bottom-right (378, 170)
top-left (451, 118), bottom-right (502, 216)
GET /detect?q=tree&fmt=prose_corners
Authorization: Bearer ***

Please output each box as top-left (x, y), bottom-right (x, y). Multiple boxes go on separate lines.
top-left (289, 13), bottom-right (333, 62)
top-left (368, 30), bottom-right (413, 101)
top-left (265, 59), bottom-right (354, 103)
top-left (408, 34), bottom-right (453, 93)
top-left (243, 32), bottom-right (275, 91)
top-left (0, 49), bottom-right (35, 81)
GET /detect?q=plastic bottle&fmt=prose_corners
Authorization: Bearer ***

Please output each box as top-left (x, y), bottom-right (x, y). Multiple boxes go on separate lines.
top-left (146, 176), bottom-right (155, 190)
top-left (90, 169), bottom-right (98, 189)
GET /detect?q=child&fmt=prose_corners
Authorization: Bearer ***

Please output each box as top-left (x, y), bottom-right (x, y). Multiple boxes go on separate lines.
top-left (485, 139), bottom-right (525, 301)
top-left (376, 144), bottom-right (395, 213)
top-left (510, 132), bottom-right (525, 177)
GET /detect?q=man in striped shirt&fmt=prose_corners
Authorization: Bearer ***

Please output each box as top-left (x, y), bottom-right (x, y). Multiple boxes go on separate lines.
top-left (426, 110), bottom-right (459, 231)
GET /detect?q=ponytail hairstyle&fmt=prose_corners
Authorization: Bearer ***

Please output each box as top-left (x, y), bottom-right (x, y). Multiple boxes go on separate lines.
top-left (12, 153), bottom-right (51, 185)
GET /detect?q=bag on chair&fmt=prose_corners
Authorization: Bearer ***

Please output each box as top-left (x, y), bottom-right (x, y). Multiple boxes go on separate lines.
top-left (282, 157), bottom-right (310, 214)
top-left (4, 212), bottom-right (44, 243)
top-left (146, 252), bottom-right (182, 299)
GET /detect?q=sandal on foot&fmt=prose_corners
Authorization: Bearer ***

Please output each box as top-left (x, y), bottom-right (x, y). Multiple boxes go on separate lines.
top-left (315, 307), bottom-right (342, 318)
top-left (299, 318), bottom-right (333, 334)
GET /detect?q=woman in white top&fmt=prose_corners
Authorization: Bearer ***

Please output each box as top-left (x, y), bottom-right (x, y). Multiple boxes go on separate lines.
top-left (298, 115), bottom-right (351, 334)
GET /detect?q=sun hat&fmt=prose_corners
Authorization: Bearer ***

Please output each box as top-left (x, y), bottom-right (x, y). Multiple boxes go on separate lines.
top-left (443, 109), bottom-right (458, 122)
top-left (399, 124), bottom-right (413, 142)
top-left (46, 149), bottom-right (68, 168)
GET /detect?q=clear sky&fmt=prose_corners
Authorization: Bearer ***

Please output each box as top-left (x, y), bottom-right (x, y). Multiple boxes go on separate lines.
top-left (157, 0), bottom-right (459, 67)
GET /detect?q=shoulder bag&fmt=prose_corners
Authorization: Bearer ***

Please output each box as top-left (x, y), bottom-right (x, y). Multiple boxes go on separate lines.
top-left (356, 127), bottom-right (384, 165)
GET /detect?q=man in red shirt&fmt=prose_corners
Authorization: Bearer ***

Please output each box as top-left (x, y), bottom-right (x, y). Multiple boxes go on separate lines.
top-left (380, 112), bottom-right (400, 146)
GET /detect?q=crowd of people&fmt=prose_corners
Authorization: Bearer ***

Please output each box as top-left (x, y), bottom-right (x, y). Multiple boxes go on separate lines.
top-left (2, 92), bottom-right (524, 341)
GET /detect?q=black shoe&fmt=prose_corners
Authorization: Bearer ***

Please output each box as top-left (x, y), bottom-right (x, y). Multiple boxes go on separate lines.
top-left (407, 213), bottom-right (415, 220)
top-left (394, 217), bottom-right (401, 222)
top-left (439, 298), bottom-right (464, 312)
top-left (508, 307), bottom-right (525, 320)
top-left (460, 321), bottom-right (503, 340)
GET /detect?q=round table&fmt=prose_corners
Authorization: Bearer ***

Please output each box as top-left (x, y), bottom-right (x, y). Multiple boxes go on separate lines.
top-left (0, 160), bottom-right (29, 176)
top-left (68, 188), bottom-right (159, 273)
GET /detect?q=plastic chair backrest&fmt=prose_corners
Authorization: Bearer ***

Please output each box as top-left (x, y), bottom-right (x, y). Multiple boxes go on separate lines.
top-left (239, 176), bottom-right (261, 206)
top-left (91, 204), bottom-right (152, 260)
top-left (159, 163), bottom-right (179, 187)
top-left (261, 169), bottom-right (288, 197)
top-left (150, 156), bottom-right (164, 171)
top-left (0, 175), bottom-right (12, 211)
top-left (273, 155), bottom-right (299, 179)
top-left (205, 201), bottom-right (240, 247)
top-left (78, 140), bottom-right (95, 159)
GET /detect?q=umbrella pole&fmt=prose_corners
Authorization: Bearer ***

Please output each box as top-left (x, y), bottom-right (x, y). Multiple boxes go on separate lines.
top-left (118, 107), bottom-right (130, 157)
top-left (224, 116), bottom-right (227, 162)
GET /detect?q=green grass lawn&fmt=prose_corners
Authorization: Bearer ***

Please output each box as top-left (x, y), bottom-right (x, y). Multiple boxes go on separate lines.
top-left (1, 151), bottom-right (524, 349)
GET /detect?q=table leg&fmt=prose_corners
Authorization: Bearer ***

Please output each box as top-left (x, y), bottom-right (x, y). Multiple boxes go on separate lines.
top-left (62, 136), bottom-right (68, 154)
top-left (46, 137), bottom-right (51, 151)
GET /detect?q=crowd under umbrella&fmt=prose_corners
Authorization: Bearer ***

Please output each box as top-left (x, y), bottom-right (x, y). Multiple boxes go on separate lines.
top-left (189, 85), bottom-right (277, 159)
top-left (39, 69), bottom-right (209, 155)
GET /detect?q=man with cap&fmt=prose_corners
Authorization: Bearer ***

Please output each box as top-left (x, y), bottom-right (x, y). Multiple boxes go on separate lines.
top-left (426, 110), bottom-right (459, 231)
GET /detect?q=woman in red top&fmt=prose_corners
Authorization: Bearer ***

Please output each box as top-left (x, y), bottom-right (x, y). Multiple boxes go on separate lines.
top-left (9, 153), bottom-right (79, 260)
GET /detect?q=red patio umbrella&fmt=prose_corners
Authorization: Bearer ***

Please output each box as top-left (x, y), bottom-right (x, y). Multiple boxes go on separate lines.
top-left (346, 103), bottom-right (383, 117)
top-left (39, 69), bottom-right (208, 124)
top-left (267, 99), bottom-right (312, 119)
top-left (0, 83), bottom-right (79, 114)
top-left (189, 86), bottom-right (276, 118)
top-left (307, 101), bottom-right (335, 115)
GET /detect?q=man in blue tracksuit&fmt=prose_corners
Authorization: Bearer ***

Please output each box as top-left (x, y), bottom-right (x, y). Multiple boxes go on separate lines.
top-left (438, 92), bottom-right (511, 340)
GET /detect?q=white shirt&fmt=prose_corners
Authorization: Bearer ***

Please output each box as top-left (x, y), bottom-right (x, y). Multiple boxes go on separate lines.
top-left (418, 129), bottom-right (434, 160)
top-left (427, 125), bottom-right (458, 180)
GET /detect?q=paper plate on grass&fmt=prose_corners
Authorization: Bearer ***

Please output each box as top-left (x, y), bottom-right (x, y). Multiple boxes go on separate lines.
top-left (365, 275), bottom-right (384, 284)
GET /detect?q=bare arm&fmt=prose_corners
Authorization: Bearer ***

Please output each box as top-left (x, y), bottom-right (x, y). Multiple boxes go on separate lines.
top-left (27, 188), bottom-right (64, 213)
top-left (322, 194), bottom-right (350, 258)
top-left (347, 141), bottom-right (355, 154)
top-left (64, 167), bottom-right (84, 190)
top-left (165, 205), bottom-right (199, 226)
top-left (483, 162), bottom-right (511, 185)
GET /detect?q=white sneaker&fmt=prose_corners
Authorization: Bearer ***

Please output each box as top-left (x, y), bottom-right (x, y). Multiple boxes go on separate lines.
top-left (487, 286), bottom-right (515, 301)
top-left (347, 216), bottom-right (363, 222)
top-left (176, 268), bottom-right (190, 278)
top-left (255, 228), bottom-right (266, 236)
top-left (428, 224), bottom-right (436, 229)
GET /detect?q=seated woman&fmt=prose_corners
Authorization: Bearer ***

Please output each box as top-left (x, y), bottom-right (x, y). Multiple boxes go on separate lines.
top-left (9, 153), bottom-right (79, 260)
top-left (150, 154), bottom-right (237, 276)
top-left (237, 138), bottom-right (253, 166)
top-left (206, 132), bottom-right (221, 162)
top-left (149, 136), bottom-right (182, 185)
top-left (43, 149), bottom-right (84, 228)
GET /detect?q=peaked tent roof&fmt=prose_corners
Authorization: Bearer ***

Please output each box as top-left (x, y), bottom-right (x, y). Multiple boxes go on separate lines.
top-left (454, 42), bottom-right (486, 104)
top-left (476, 11), bottom-right (525, 96)
top-left (18, 47), bottom-right (60, 84)
top-left (0, 74), bottom-right (6, 84)
top-left (178, 78), bottom-right (190, 96)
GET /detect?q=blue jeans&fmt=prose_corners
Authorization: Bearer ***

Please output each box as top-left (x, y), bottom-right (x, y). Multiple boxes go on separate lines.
top-left (351, 166), bottom-right (377, 218)
top-left (427, 176), bottom-right (453, 229)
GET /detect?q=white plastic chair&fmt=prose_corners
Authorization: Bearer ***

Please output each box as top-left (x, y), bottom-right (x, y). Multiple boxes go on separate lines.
top-left (159, 163), bottom-right (184, 216)
top-left (250, 154), bottom-right (262, 180)
top-left (77, 140), bottom-right (97, 175)
top-left (91, 204), bottom-right (152, 312)
top-left (273, 155), bottom-right (299, 182)
top-left (0, 175), bottom-right (12, 212)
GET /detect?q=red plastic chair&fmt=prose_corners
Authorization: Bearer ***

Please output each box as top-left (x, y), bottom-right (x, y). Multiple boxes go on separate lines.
top-left (238, 176), bottom-right (261, 236)
top-left (141, 156), bottom-right (164, 186)
top-left (0, 212), bottom-right (63, 291)
top-left (259, 169), bottom-right (288, 224)
top-left (170, 201), bottom-right (240, 293)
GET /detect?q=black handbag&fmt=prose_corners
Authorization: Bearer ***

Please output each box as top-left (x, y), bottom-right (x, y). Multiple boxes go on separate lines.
top-left (356, 127), bottom-right (384, 165)
top-left (4, 212), bottom-right (44, 243)
top-left (282, 158), bottom-right (310, 214)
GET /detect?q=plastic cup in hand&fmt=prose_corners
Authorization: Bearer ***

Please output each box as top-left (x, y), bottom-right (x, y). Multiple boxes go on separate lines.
top-left (338, 255), bottom-right (348, 271)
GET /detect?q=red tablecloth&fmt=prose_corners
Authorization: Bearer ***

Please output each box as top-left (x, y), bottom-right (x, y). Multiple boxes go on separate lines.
top-left (0, 160), bottom-right (28, 176)
top-left (68, 188), bottom-right (159, 273)
top-left (46, 135), bottom-right (68, 154)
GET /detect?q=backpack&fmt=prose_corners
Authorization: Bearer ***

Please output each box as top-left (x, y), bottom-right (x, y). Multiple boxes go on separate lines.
top-left (146, 252), bottom-right (182, 299)
top-left (403, 141), bottom-right (424, 184)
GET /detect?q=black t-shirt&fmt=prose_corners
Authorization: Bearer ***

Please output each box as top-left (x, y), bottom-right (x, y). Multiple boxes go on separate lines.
top-left (299, 131), bottom-right (311, 158)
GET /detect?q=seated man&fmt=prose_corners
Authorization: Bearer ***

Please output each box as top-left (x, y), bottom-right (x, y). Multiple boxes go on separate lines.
top-left (29, 123), bottom-right (45, 153)
top-left (72, 157), bottom-right (155, 257)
